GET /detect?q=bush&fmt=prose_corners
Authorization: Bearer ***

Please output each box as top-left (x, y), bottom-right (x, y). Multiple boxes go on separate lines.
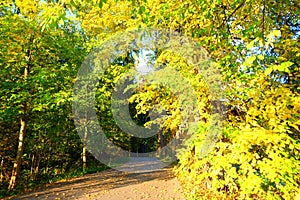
top-left (175, 86), bottom-right (300, 200)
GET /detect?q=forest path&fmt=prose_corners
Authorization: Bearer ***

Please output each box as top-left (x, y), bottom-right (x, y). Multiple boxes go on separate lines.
top-left (8, 157), bottom-right (185, 200)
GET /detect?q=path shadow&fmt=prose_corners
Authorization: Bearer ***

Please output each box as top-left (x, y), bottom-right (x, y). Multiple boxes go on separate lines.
top-left (7, 158), bottom-right (177, 200)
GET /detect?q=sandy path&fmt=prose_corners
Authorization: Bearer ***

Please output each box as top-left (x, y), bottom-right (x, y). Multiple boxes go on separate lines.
top-left (7, 158), bottom-right (185, 200)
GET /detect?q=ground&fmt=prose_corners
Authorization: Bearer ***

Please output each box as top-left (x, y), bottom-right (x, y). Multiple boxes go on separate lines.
top-left (7, 157), bottom-right (185, 200)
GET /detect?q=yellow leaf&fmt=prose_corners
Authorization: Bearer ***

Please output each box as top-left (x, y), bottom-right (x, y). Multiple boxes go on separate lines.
top-left (265, 68), bottom-right (272, 75)
top-left (246, 40), bottom-right (255, 49)
top-left (244, 55), bottom-right (256, 67)
top-left (257, 55), bottom-right (264, 60)
top-left (272, 30), bottom-right (281, 37)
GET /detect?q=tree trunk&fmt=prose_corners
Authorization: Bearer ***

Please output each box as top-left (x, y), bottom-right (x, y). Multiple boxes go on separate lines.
top-left (82, 111), bottom-right (88, 171)
top-left (8, 40), bottom-right (31, 191)
top-left (82, 129), bottom-right (87, 171)
top-left (158, 130), bottom-right (165, 158)
top-left (0, 156), bottom-right (4, 183)
top-left (8, 111), bottom-right (27, 191)
top-left (82, 146), bottom-right (87, 171)
top-left (30, 153), bottom-right (40, 181)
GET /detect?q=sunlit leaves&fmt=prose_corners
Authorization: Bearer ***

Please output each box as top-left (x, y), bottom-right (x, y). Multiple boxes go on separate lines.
top-left (0, 3), bottom-right (85, 193)
top-left (1, 0), bottom-right (299, 198)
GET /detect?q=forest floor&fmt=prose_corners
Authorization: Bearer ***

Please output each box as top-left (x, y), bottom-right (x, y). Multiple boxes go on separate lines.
top-left (7, 157), bottom-right (185, 200)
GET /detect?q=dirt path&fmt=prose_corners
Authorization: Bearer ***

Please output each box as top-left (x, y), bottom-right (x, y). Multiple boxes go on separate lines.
top-left (7, 158), bottom-right (185, 200)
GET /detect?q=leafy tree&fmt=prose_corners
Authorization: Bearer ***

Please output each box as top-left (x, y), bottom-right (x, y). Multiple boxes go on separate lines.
top-left (75, 0), bottom-right (300, 198)
top-left (0, 1), bottom-right (84, 192)
top-left (1, 0), bottom-right (299, 199)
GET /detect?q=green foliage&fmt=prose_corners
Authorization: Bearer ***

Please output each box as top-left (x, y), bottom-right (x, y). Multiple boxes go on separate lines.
top-left (1, 0), bottom-right (299, 199)
top-left (0, 1), bottom-right (88, 196)
top-left (95, 63), bottom-right (133, 151)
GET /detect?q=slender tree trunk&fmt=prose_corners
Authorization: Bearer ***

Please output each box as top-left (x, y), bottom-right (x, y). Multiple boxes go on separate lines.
top-left (34, 157), bottom-right (40, 180)
top-left (30, 153), bottom-right (40, 181)
top-left (158, 130), bottom-right (165, 158)
top-left (82, 145), bottom-right (87, 171)
top-left (8, 105), bottom-right (27, 191)
top-left (0, 156), bottom-right (4, 183)
top-left (82, 110), bottom-right (88, 171)
top-left (30, 153), bottom-right (35, 179)
top-left (82, 126), bottom-right (88, 171)
top-left (8, 40), bottom-right (32, 191)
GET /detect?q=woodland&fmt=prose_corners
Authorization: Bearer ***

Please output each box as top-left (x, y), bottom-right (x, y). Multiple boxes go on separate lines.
top-left (0, 0), bottom-right (299, 199)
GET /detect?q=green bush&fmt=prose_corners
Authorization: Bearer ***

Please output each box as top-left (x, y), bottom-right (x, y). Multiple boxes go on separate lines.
top-left (176, 123), bottom-right (300, 200)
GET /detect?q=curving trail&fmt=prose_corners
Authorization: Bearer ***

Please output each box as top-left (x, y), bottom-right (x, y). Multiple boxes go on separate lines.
top-left (8, 158), bottom-right (185, 200)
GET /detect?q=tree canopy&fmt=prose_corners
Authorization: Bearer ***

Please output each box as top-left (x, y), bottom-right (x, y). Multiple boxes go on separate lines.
top-left (0, 0), bottom-right (299, 199)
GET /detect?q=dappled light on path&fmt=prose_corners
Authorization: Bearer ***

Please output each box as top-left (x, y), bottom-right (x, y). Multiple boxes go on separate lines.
top-left (8, 158), bottom-right (184, 200)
